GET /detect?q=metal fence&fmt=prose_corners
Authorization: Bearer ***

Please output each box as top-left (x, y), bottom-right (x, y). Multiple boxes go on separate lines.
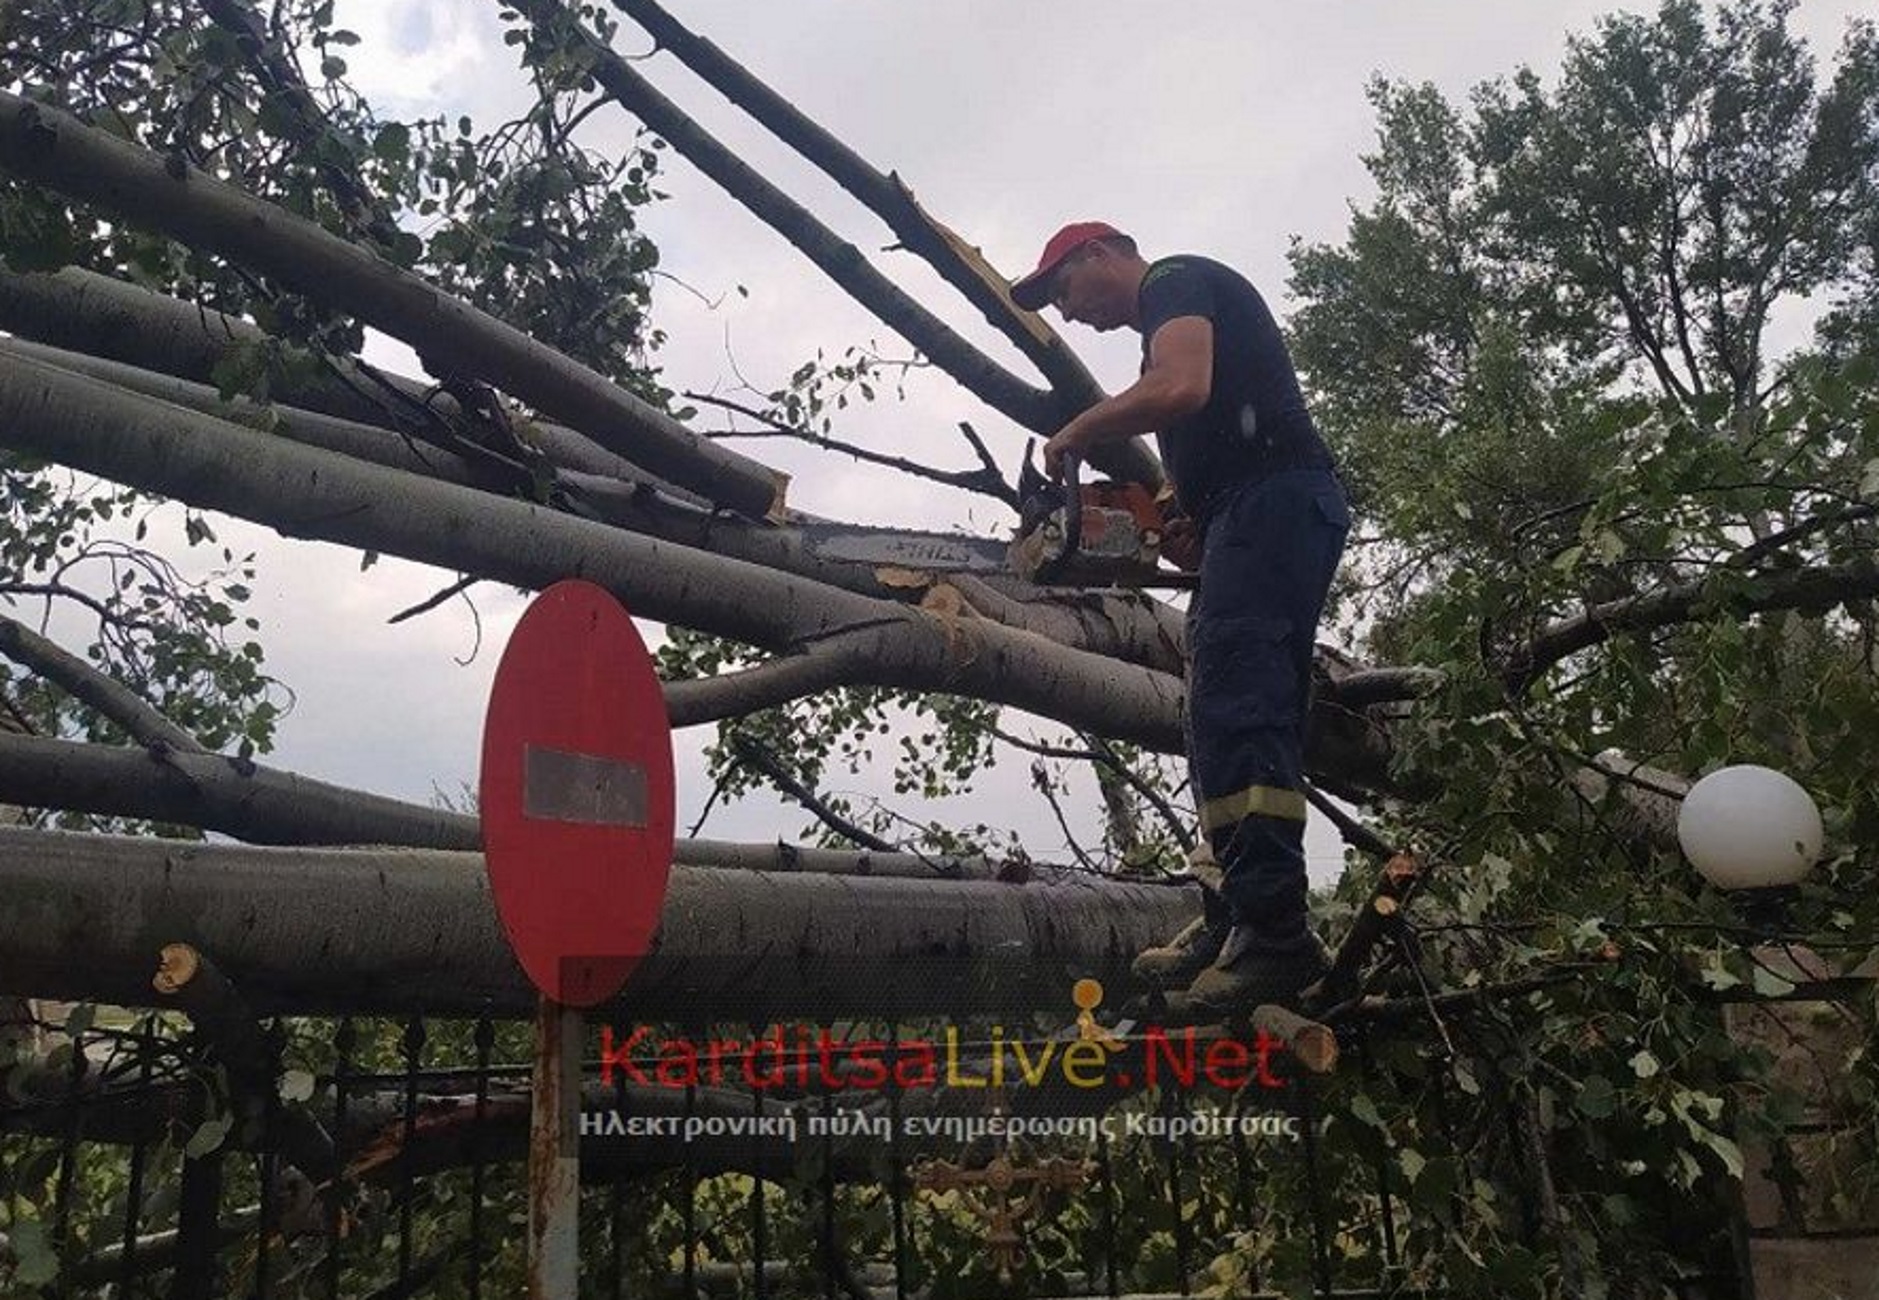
top-left (1, 998), bottom-right (1745, 1299)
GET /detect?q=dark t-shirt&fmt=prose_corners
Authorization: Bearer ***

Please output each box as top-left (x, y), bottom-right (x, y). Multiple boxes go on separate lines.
top-left (1137, 255), bottom-right (1333, 523)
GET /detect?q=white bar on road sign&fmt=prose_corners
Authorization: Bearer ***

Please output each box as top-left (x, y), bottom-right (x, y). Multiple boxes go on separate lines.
top-left (522, 745), bottom-right (649, 827)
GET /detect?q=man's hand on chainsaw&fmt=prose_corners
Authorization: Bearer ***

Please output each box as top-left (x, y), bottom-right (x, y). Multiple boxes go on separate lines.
top-left (1042, 424), bottom-right (1086, 480)
top-left (1157, 488), bottom-right (1201, 571)
top-left (1163, 514), bottom-right (1201, 571)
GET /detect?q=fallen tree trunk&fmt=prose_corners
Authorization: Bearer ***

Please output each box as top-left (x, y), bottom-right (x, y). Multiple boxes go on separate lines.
top-left (0, 337), bottom-right (1190, 670)
top-left (611, 0), bottom-right (1118, 429)
top-left (0, 92), bottom-right (785, 517)
top-left (0, 349), bottom-right (1213, 756)
top-left (1566, 749), bottom-right (1688, 851)
top-left (0, 730), bottom-right (483, 848)
top-left (0, 268), bottom-right (708, 503)
top-left (0, 827), bottom-right (1198, 1019)
top-left (604, 0), bottom-right (1162, 490)
top-left (0, 350), bottom-right (1709, 839)
top-left (0, 730), bottom-right (1009, 878)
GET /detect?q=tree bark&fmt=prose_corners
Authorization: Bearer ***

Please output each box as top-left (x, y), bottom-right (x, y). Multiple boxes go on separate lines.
top-left (0, 266), bottom-right (288, 403)
top-left (0, 349), bottom-right (1726, 833)
top-left (0, 729), bottom-right (483, 848)
top-left (1, 333), bottom-right (1195, 673)
top-left (0, 334), bottom-right (700, 526)
top-left (0, 350), bottom-right (1213, 755)
top-left (0, 92), bottom-right (785, 517)
top-left (1501, 560), bottom-right (1879, 692)
top-left (0, 268), bottom-right (706, 503)
top-left (0, 827), bottom-right (1198, 1019)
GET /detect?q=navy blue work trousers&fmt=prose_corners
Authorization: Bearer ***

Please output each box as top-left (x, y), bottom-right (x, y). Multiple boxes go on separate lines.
top-left (1185, 468), bottom-right (1349, 941)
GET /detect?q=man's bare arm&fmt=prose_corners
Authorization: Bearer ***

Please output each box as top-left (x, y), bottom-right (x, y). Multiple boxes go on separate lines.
top-left (1043, 316), bottom-right (1213, 478)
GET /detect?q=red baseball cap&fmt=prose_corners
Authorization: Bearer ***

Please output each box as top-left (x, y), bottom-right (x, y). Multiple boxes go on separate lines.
top-left (1009, 221), bottom-right (1126, 311)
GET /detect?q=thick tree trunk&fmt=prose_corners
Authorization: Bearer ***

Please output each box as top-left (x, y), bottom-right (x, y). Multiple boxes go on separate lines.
top-left (2, 335), bottom-right (1194, 671)
top-left (0, 334), bottom-right (710, 527)
top-left (0, 350), bottom-right (1209, 754)
top-left (0, 730), bottom-right (483, 848)
top-left (0, 827), bottom-right (1198, 1019)
top-left (0, 349), bottom-right (1721, 836)
top-left (0, 93), bottom-right (784, 517)
top-left (0, 269), bottom-right (707, 503)
top-left (0, 267), bottom-right (289, 403)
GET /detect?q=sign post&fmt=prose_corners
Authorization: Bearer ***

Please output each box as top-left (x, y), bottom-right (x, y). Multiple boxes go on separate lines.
top-left (479, 580), bottom-right (676, 1297)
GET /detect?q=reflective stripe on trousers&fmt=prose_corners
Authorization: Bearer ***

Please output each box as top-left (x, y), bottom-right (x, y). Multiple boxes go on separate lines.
top-left (1198, 783), bottom-right (1309, 833)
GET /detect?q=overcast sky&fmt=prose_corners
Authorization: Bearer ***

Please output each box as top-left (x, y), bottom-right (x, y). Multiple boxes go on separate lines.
top-left (175, 0), bottom-right (1871, 880)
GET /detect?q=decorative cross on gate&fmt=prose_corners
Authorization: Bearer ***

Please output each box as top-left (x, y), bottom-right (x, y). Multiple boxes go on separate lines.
top-left (912, 1152), bottom-right (1093, 1280)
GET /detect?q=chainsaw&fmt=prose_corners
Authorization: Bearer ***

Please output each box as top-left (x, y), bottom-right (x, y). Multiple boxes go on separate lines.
top-left (785, 441), bottom-right (1195, 588)
top-left (1008, 444), bottom-right (1171, 586)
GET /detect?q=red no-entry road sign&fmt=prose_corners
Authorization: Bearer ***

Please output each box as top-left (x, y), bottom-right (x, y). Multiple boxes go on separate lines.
top-left (480, 580), bottom-right (675, 1007)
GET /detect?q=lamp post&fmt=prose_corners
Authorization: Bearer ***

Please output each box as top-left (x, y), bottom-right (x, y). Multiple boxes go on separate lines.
top-left (1676, 764), bottom-right (1823, 933)
top-left (1676, 764), bottom-right (1877, 1300)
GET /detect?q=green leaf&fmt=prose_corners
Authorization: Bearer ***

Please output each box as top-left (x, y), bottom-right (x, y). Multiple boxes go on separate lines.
top-left (1699, 957), bottom-right (1743, 992)
top-left (1695, 1128), bottom-right (1744, 1179)
top-left (9, 1218), bottom-right (57, 1286)
top-left (279, 1069), bottom-right (316, 1103)
top-left (1752, 965), bottom-right (1797, 997)
top-left (1349, 1093), bottom-right (1385, 1129)
top-left (373, 122), bottom-right (411, 163)
top-left (1576, 1074), bottom-right (1616, 1119)
top-left (184, 1115), bottom-right (232, 1159)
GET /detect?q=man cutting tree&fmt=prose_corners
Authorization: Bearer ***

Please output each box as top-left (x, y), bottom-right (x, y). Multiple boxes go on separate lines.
top-left (1010, 222), bottom-right (1349, 1011)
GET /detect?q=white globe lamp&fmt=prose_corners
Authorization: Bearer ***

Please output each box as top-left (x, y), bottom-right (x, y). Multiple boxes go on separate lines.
top-left (1677, 764), bottom-right (1823, 891)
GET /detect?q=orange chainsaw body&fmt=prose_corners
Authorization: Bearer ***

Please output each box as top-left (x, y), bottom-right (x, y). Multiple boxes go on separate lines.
top-left (1010, 478), bottom-right (1165, 586)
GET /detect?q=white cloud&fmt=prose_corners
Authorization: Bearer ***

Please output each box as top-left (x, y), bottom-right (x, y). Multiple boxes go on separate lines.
top-left (330, 0), bottom-right (512, 118)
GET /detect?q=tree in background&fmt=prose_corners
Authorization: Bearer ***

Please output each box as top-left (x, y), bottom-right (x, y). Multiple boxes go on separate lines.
top-left (1282, 2), bottom-right (1879, 1291)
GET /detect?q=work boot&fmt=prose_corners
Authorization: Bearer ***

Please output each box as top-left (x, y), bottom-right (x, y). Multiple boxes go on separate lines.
top-left (1181, 926), bottom-right (1331, 1013)
top-left (1131, 912), bottom-right (1232, 989)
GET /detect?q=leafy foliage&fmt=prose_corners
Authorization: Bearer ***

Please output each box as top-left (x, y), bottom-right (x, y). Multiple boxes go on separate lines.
top-left (1278, 2), bottom-right (1879, 1291)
